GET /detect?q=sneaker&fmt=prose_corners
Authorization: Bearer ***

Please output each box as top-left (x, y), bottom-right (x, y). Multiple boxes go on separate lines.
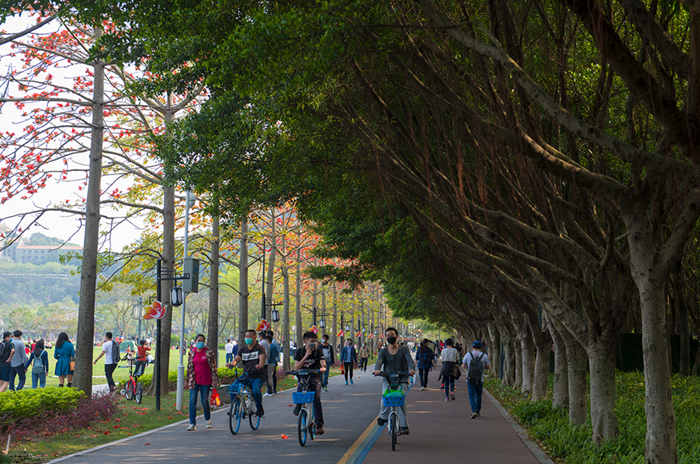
top-left (345, 381), bottom-right (348, 385)
top-left (206, 420), bottom-right (212, 428)
top-left (445, 397), bottom-right (450, 401)
top-left (293, 409), bottom-right (300, 417)
top-left (377, 417), bottom-right (387, 426)
top-left (470, 412), bottom-right (478, 419)
top-left (316, 427), bottom-right (325, 435)
top-left (476, 412), bottom-right (481, 417)
top-left (420, 387), bottom-right (425, 391)
top-left (187, 423), bottom-right (196, 431)
top-left (263, 393), bottom-right (273, 397)
top-left (450, 392), bottom-right (455, 400)
top-left (323, 387), bottom-right (328, 392)
top-left (350, 379), bottom-right (354, 385)
top-left (400, 427), bottom-right (410, 435)
top-left (256, 408), bottom-right (265, 417)
top-left (440, 384), bottom-right (444, 390)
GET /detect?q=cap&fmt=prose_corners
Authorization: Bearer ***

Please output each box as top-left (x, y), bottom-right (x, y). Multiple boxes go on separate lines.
top-left (472, 340), bottom-right (482, 348)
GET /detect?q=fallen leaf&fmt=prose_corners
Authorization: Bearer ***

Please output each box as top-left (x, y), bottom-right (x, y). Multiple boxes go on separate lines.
top-left (281, 434), bottom-right (289, 439)
top-left (144, 443), bottom-right (150, 446)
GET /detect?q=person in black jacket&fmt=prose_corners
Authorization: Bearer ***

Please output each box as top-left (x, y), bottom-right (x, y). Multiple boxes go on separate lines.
top-left (416, 339), bottom-right (435, 390)
top-left (320, 335), bottom-right (336, 391)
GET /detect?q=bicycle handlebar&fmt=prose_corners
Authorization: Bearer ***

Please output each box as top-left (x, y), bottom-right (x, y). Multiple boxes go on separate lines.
top-left (285, 369), bottom-right (320, 376)
top-left (373, 371), bottom-right (411, 377)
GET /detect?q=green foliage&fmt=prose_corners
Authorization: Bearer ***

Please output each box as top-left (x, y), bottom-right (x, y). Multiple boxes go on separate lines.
top-left (0, 260), bottom-right (80, 305)
top-left (0, 387), bottom-right (84, 424)
top-left (486, 372), bottom-right (700, 463)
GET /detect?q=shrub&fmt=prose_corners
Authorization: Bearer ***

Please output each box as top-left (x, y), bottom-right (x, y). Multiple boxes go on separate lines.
top-left (0, 387), bottom-right (84, 426)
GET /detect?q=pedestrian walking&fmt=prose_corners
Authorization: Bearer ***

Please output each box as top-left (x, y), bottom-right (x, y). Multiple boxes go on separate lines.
top-left (0, 332), bottom-right (15, 393)
top-left (320, 334), bottom-right (336, 391)
top-left (54, 332), bottom-right (75, 387)
top-left (265, 333), bottom-right (279, 395)
top-left (358, 342), bottom-right (370, 371)
top-left (258, 331), bottom-right (272, 395)
top-left (9, 330), bottom-right (28, 391)
top-left (93, 332), bottom-right (119, 392)
top-left (462, 340), bottom-right (491, 418)
top-left (416, 339), bottom-right (434, 390)
top-left (185, 334), bottom-right (220, 431)
top-left (340, 339), bottom-right (358, 385)
top-left (439, 339), bottom-right (461, 401)
top-left (225, 338), bottom-right (235, 365)
top-left (25, 339), bottom-right (49, 389)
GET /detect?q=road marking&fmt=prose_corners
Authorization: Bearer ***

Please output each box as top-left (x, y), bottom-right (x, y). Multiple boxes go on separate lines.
top-left (336, 418), bottom-right (378, 464)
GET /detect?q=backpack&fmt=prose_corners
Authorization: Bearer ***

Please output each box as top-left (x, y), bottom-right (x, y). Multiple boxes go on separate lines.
top-left (31, 351), bottom-right (45, 375)
top-left (467, 352), bottom-right (484, 384)
top-left (111, 340), bottom-right (121, 364)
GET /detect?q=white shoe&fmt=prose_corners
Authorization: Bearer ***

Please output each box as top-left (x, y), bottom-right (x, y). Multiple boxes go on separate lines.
top-left (187, 423), bottom-right (196, 431)
top-left (206, 420), bottom-right (212, 428)
top-left (263, 393), bottom-right (273, 397)
top-left (420, 387), bottom-right (425, 391)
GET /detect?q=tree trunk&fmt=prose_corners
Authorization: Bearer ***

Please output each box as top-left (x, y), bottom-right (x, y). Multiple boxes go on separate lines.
top-left (588, 342), bottom-right (618, 443)
top-left (548, 315), bottom-right (569, 410)
top-left (674, 264), bottom-right (690, 376)
top-left (73, 28), bottom-right (104, 396)
top-left (237, 218), bottom-right (248, 346)
top-left (513, 332), bottom-right (523, 391)
top-left (532, 331), bottom-right (551, 402)
top-left (281, 236), bottom-right (291, 371)
top-left (627, 214), bottom-right (678, 462)
top-left (265, 207), bottom-right (277, 321)
top-left (206, 215), bottom-right (220, 363)
top-left (566, 334), bottom-right (588, 426)
top-left (331, 283), bottom-right (338, 357)
top-left (486, 321), bottom-right (501, 379)
top-left (520, 323), bottom-right (535, 395)
top-left (295, 248), bottom-right (303, 347)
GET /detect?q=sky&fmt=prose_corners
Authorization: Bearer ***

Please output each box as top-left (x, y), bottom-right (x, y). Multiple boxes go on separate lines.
top-left (0, 13), bottom-right (145, 250)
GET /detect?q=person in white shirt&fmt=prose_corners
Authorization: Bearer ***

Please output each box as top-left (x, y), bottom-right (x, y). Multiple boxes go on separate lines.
top-left (462, 340), bottom-right (491, 418)
top-left (94, 332), bottom-right (118, 392)
top-left (225, 338), bottom-right (235, 364)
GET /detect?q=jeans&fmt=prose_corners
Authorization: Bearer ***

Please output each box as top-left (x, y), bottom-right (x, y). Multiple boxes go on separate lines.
top-left (444, 376), bottom-right (455, 397)
top-left (418, 368), bottom-right (430, 388)
top-left (189, 383), bottom-right (211, 425)
top-left (467, 381), bottom-right (484, 413)
top-left (105, 363), bottom-right (117, 391)
top-left (134, 361), bottom-right (147, 377)
top-left (267, 364), bottom-right (277, 393)
top-left (379, 380), bottom-right (409, 427)
top-left (235, 377), bottom-right (264, 413)
top-left (226, 353), bottom-right (233, 364)
top-left (293, 376), bottom-right (324, 427)
top-left (32, 372), bottom-right (46, 388)
top-left (360, 358), bottom-right (368, 371)
top-left (10, 366), bottom-right (26, 390)
top-left (322, 367), bottom-right (330, 387)
top-left (343, 362), bottom-right (354, 381)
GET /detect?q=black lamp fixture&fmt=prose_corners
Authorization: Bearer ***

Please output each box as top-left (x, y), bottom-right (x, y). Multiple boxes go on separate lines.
top-left (170, 286), bottom-right (184, 306)
top-left (271, 308), bottom-right (280, 322)
top-left (362, 327), bottom-right (366, 333)
top-left (345, 324), bottom-right (350, 332)
top-left (319, 319), bottom-right (326, 329)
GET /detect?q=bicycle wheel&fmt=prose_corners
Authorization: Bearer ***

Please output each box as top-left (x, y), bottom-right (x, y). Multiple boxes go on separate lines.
top-left (229, 398), bottom-right (242, 435)
top-left (249, 395), bottom-right (260, 430)
top-left (124, 379), bottom-right (134, 400)
top-left (391, 412), bottom-right (398, 451)
top-left (298, 409), bottom-right (308, 446)
top-left (135, 382), bottom-right (143, 404)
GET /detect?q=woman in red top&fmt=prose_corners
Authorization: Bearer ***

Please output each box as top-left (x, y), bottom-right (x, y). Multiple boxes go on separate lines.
top-left (134, 340), bottom-right (151, 377)
top-left (185, 334), bottom-right (220, 431)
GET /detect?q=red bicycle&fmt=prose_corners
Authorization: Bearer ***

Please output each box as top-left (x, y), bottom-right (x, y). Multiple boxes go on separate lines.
top-left (120, 355), bottom-right (143, 404)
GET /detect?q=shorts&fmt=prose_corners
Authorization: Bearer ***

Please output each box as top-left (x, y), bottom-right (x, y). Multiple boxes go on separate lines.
top-left (0, 366), bottom-right (11, 382)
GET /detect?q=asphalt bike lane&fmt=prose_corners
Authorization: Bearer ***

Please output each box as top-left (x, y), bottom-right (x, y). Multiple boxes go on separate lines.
top-left (50, 368), bottom-right (384, 464)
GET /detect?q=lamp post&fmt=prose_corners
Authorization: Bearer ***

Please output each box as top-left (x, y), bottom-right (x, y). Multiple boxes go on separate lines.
top-left (176, 191), bottom-right (195, 411)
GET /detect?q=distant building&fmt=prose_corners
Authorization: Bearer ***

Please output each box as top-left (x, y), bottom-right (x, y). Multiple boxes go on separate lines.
top-left (11, 244), bottom-right (83, 264)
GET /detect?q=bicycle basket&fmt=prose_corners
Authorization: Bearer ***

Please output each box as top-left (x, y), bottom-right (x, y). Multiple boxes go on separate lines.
top-left (382, 394), bottom-right (405, 407)
top-left (229, 383), bottom-right (244, 395)
top-left (292, 392), bottom-right (315, 404)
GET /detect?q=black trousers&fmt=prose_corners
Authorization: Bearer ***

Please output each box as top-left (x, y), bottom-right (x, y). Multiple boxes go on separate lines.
top-left (344, 362), bottom-right (354, 380)
top-left (359, 357), bottom-right (368, 371)
top-left (419, 367), bottom-right (430, 388)
top-left (105, 363), bottom-right (118, 391)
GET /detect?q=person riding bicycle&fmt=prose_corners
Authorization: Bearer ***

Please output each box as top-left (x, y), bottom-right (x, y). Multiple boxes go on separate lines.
top-left (373, 327), bottom-right (415, 435)
top-left (226, 329), bottom-right (267, 417)
top-left (292, 331), bottom-right (327, 435)
top-left (134, 339), bottom-right (151, 377)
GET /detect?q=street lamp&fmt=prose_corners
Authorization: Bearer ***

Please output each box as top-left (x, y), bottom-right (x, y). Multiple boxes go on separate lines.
top-left (345, 324), bottom-right (350, 332)
top-left (271, 308), bottom-right (280, 322)
top-left (319, 318), bottom-right (326, 329)
top-left (131, 298), bottom-right (143, 341)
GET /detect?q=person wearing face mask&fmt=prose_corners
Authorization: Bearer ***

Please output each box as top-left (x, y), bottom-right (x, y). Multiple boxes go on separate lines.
top-left (320, 335), bottom-right (336, 391)
top-left (226, 329), bottom-right (267, 418)
top-left (340, 339), bottom-right (358, 385)
top-left (185, 334), bottom-right (220, 431)
top-left (373, 328), bottom-right (415, 435)
top-left (292, 332), bottom-right (327, 435)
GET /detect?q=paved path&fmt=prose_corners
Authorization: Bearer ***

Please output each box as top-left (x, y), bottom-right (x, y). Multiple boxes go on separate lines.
top-left (54, 367), bottom-right (383, 464)
top-left (53, 361), bottom-right (552, 464)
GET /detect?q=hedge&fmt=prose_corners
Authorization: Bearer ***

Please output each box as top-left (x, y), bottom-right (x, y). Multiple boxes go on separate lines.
top-left (0, 387), bottom-right (84, 424)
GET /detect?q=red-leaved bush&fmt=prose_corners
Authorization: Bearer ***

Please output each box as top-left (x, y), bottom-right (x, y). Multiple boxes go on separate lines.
top-left (1, 392), bottom-right (120, 443)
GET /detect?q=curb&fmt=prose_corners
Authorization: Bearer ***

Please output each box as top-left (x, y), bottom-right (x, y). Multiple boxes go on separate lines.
top-left (484, 389), bottom-right (555, 464)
